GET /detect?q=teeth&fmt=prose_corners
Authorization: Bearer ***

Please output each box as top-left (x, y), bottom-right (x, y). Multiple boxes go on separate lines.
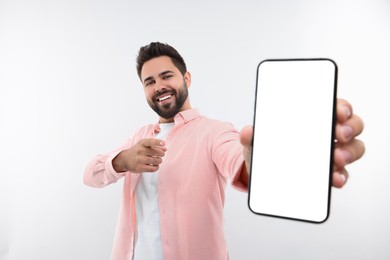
top-left (159, 95), bottom-right (171, 102)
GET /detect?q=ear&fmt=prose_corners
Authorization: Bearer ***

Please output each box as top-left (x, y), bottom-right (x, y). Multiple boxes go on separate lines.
top-left (184, 71), bottom-right (191, 88)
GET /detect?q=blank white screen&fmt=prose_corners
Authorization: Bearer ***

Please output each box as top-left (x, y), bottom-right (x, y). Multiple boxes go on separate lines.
top-left (249, 59), bottom-right (336, 223)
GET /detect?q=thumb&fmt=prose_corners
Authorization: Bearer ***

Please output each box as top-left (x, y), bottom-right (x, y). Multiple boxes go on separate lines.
top-left (240, 125), bottom-right (253, 148)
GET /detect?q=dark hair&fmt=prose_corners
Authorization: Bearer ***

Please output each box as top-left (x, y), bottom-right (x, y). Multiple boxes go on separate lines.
top-left (136, 42), bottom-right (187, 79)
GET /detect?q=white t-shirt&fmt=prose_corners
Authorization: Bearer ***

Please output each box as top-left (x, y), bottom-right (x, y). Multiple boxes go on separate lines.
top-left (134, 122), bottom-right (174, 260)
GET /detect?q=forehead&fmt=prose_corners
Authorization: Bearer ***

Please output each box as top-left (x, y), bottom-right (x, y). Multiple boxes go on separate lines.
top-left (141, 56), bottom-right (178, 80)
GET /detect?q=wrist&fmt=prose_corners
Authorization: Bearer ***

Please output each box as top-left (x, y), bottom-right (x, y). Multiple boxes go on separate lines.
top-left (112, 150), bottom-right (128, 173)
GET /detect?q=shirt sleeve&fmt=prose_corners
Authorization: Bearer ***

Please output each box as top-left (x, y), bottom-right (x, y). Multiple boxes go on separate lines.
top-left (83, 145), bottom-right (130, 188)
top-left (83, 129), bottom-right (141, 188)
top-left (210, 122), bottom-right (249, 192)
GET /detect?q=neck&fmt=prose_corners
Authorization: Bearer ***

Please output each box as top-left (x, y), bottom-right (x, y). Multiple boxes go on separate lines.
top-left (159, 117), bottom-right (175, 123)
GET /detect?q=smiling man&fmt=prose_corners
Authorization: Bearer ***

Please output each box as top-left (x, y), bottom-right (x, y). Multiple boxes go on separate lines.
top-left (141, 55), bottom-right (191, 123)
top-left (84, 42), bottom-right (365, 260)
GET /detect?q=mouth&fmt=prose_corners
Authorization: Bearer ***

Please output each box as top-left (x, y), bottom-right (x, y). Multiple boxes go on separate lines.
top-left (156, 94), bottom-right (173, 103)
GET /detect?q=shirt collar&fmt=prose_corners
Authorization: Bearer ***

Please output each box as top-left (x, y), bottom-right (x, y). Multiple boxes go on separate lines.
top-left (152, 108), bottom-right (200, 134)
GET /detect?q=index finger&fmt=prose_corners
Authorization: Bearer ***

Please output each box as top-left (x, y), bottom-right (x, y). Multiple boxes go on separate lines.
top-left (139, 138), bottom-right (166, 148)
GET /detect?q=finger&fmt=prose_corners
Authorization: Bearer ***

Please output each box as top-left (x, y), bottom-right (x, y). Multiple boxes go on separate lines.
top-left (132, 155), bottom-right (162, 172)
top-left (139, 155), bottom-right (164, 172)
top-left (143, 156), bottom-right (163, 166)
top-left (139, 146), bottom-right (166, 158)
top-left (335, 114), bottom-right (364, 144)
top-left (131, 157), bottom-right (161, 173)
top-left (139, 138), bottom-right (166, 149)
top-left (336, 98), bottom-right (353, 123)
top-left (332, 168), bottom-right (349, 188)
top-left (138, 164), bottom-right (160, 173)
top-left (240, 125), bottom-right (253, 148)
top-left (333, 139), bottom-right (365, 169)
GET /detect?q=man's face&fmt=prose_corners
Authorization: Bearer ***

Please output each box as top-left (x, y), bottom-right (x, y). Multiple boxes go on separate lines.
top-left (141, 56), bottom-right (191, 122)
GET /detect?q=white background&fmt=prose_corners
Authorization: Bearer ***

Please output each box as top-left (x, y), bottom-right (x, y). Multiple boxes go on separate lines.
top-left (0, 0), bottom-right (389, 259)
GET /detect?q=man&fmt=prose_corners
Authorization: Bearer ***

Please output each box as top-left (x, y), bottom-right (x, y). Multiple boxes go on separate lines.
top-left (84, 42), bottom-right (365, 260)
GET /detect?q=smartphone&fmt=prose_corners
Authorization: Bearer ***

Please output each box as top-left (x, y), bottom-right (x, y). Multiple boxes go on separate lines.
top-left (248, 59), bottom-right (337, 223)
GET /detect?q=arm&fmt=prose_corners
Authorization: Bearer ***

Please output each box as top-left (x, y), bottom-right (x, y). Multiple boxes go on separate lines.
top-left (83, 138), bottom-right (166, 188)
top-left (83, 145), bottom-right (130, 188)
top-left (83, 134), bottom-right (135, 188)
top-left (210, 123), bottom-right (249, 191)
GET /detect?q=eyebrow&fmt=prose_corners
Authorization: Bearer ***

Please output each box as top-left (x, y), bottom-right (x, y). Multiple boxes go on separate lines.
top-left (143, 70), bottom-right (175, 84)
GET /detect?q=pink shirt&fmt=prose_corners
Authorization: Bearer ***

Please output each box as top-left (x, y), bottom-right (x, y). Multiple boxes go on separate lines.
top-left (84, 108), bottom-right (248, 260)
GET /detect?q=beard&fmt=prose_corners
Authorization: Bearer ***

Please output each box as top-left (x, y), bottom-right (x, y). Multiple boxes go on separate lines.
top-left (147, 80), bottom-right (189, 120)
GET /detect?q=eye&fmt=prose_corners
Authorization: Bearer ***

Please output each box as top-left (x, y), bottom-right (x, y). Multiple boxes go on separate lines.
top-left (144, 80), bottom-right (155, 87)
top-left (162, 74), bottom-right (173, 80)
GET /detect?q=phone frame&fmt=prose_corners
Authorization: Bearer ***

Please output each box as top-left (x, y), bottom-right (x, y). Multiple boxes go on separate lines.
top-left (248, 58), bottom-right (338, 224)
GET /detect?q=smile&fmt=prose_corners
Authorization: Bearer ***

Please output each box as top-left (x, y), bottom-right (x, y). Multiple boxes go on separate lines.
top-left (158, 94), bottom-right (172, 102)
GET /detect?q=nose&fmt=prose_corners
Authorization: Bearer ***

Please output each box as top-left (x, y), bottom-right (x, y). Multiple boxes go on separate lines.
top-left (154, 80), bottom-right (166, 93)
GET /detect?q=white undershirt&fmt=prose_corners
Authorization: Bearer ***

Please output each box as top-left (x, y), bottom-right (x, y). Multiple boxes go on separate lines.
top-left (134, 122), bottom-right (174, 260)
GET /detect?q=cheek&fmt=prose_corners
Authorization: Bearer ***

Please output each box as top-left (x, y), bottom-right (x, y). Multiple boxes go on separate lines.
top-left (144, 89), bottom-right (154, 100)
